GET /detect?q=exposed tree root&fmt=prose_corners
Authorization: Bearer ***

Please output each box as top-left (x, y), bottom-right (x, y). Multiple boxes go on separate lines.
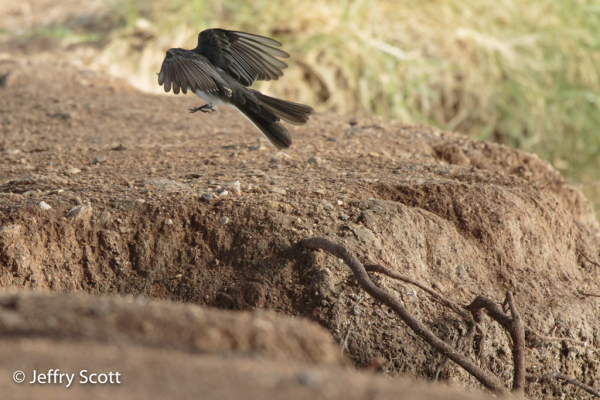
top-left (300, 236), bottom-right (599, 398)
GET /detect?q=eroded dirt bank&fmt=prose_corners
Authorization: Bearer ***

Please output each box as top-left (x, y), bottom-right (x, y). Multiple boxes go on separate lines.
top-left (1, 55), bottom-right (599, 399)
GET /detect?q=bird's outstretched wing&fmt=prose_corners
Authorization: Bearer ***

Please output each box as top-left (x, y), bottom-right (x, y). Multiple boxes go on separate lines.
top-left (158, 48), bottom-right (232, 96)
top-left (196, 29), bottom-right (289, 87)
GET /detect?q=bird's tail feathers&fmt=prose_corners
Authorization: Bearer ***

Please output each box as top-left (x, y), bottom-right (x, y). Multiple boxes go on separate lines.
top-left (234, 101), bottom-right (292, 150)
top-left (255, 93), bottom-right (313, 126)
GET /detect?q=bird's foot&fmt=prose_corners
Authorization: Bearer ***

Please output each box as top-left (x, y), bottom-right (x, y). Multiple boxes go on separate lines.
top-left (189, 104), bottom-right (217, 114)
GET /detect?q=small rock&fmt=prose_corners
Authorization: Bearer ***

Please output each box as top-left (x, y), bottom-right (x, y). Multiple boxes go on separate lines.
top-left (111, 144), bottom-right (127, 151)
top-left (340, 213), bottom-right (349, 220)
top-left (263, 174), bottom-right (276, 185)
top-left (337, 200), bottom-right (343, 206)
top-left (39, 201), bottom-right (52, 210)
top-left (218, 190), bottom-right (229, 198)
top-left (270, 187), bottom-right (286, 195)
top-left (297, 372), bottom-right (322, 388)
top-left (49, 112), bottom-right (73, 120)
top-left (222, 180), bottom-right (241, 196)
top-left (0, 71), bottom-right (17, 88)
top-left (164, 219), bottom-right (173, 225)
top-left (368, 152), bottom-right (380, 158)
top-left (323, 202), bottom-right (333, 210)
top-left (0, 224), bottom-right (22, 237)
top-left (65, 167), bottom-right (81, 175)
top-left (66, 203), bottom-right (92, 221)
top-left (270, 151), bottom-right (292, 162)
top-left (313, 189), bottom-right (326, 195)
top-left (99, 211), bottom-right (111, 224)
top-left (201, 193), bottom-right (214, 201)
top-left (1, 149), bottom-right (20, 156)
top-left (93, 155), bottom-right (107, 164)
top-left (144, 178), bottom-right (188, 193)
top-left (219, 216), bottom-right (229, 225)
top-left (307, 156), bottom-right (322, 165)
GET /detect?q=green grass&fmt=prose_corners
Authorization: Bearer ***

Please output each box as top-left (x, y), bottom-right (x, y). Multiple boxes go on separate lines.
top-left (95, 0), bottom-right (600, 216)
top-left (22, 26), bottom-right (105, 44)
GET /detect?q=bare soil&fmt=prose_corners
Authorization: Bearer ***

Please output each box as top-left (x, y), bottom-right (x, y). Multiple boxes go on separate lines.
top-left (1, 4), bottom-right (600, 398)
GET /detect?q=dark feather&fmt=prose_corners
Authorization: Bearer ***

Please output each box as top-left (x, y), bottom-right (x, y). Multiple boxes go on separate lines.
top-left (234, 100), bottom-right (292, 149)
top-left (157, 48), bottom-right (232, 96)
top-left (256, 93), bottom-right (313, 125)
top-left (196, 29), bottom-right (289, 87)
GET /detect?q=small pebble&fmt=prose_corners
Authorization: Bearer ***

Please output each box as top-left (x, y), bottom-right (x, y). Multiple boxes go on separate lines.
top-left (337, 200), bottom-right (343, 206)
top-left (340, 213), bottom-right (349, 220)
top-left (66, 167), bottom-right (81, 175)
top-left (313, 189), bottom-right (326, 195)
top-left (297, 372), bottom-right (322, 388)
top-left (307, 156), bottom-right (322, 165)
top-left (93, 155), bottom-right (107, 164)
top-left (270, 187), bottom-right (286, 195)
top-left (99, 211), bottom-right (111, 224)
top-left (264, 174), bottom-right (276, 185)
top-left (201, 193), bottom-right (214, 201)
top-left (66, 203), bottom-right (92, 221)
top-left (219, 216), bottom-right (229, 225)
top-left (164, 219), bottom-right (173, 225)
top-left (218, 190), bottom-right (229, 198)
top-left (222, 180), bottom-right (241, 196)
top-left (323, 202), bottom-right (333, 210)
top-left (39, 201), bottom-right (51, 210)
top-left (270, 151), bottom-right (292, 162)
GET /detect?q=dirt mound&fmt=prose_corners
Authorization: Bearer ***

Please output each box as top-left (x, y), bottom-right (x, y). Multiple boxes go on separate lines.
top-left (0, 291), bottom-right (494, 400)
top-left (0, 290), bottom-right (345, 365)
top-left (0, 55), bottom-right (599, 398)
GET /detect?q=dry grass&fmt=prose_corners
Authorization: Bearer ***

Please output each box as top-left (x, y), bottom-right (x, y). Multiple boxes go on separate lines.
top-left (94, 0), bottom-right (600, 215)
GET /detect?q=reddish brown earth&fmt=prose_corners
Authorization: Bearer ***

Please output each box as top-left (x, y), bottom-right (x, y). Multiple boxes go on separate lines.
top-left (1, 4), bottom-right (600, 399)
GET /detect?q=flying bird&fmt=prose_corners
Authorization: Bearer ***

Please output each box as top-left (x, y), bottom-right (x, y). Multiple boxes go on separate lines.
top-left (158, 29), bottom-right (313, 149)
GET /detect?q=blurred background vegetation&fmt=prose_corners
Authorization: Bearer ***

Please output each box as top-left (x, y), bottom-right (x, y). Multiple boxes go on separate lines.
top-left (7, 0), bottom-right (600, 215)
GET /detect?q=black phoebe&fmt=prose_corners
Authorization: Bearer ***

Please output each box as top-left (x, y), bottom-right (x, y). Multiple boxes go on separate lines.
top-left (158, 29), bottom-right (313, 149)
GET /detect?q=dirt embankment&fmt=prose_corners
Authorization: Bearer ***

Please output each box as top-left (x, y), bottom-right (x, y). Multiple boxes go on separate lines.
top-left (0, 53), bottom-right (599, 399)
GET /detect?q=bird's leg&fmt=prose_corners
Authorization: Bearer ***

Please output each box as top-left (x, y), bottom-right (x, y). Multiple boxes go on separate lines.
top-left (189, 104), bottom-right (217, 114)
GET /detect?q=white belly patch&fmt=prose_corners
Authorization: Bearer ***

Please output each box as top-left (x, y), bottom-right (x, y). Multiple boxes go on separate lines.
top-left (193, 89), bottom-right (224, 106)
